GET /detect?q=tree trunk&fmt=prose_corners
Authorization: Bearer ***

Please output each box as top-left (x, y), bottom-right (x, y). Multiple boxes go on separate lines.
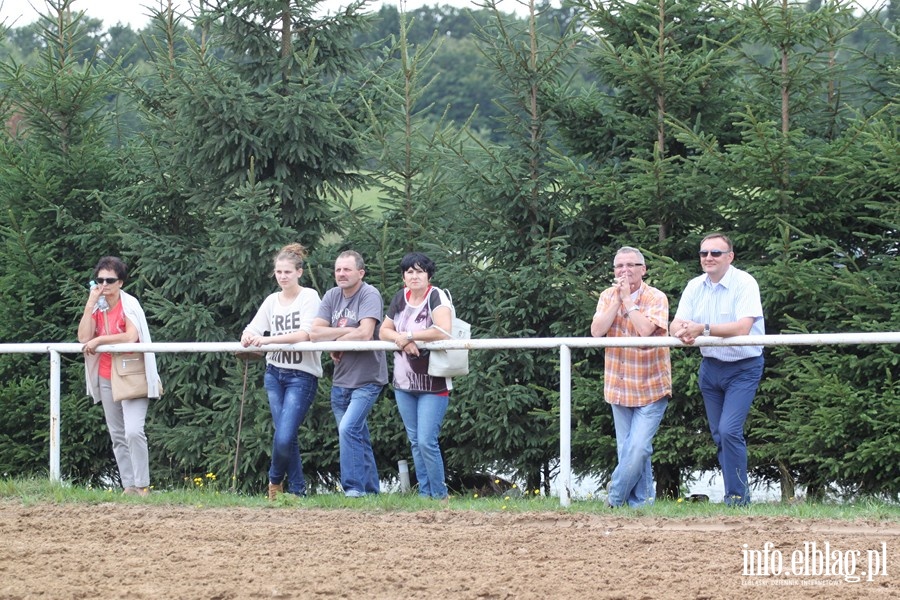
top-left (654, 463), bottom-right (681, 500)
top-left (778, 460), bottom-right (795, 502)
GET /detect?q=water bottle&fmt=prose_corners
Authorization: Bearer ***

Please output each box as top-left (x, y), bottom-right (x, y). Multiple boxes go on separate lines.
top-left (90, 281), bottom-right (109, 312)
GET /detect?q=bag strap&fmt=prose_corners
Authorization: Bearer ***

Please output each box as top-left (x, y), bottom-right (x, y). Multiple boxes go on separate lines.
top-left (426, 287), bottom-right (437, 315)
top-left (427, 287), bottom-right (454, 315)
top-left (427, 287), bottom-right (454, 338)
top-left (432, 325), bottom-right (453, 338)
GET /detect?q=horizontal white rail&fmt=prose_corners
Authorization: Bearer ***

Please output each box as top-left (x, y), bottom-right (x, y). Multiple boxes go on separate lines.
top-left (3, 331), bottom-right (900, 355)
top-left (2, 331), bottom-right (899, 506)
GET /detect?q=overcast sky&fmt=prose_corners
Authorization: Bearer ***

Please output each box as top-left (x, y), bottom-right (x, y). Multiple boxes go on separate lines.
top-left (1, 0), bottom-right (885, 31)
top-left (1, 0), bottom-right (531, 30)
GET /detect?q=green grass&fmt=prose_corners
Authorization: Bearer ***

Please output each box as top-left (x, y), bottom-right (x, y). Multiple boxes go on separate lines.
top-left (2, 477), bottom-right (898, 521)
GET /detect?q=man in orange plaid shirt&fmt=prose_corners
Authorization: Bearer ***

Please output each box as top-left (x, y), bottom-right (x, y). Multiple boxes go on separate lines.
top-left (591, 247), bottom-right (672, 507)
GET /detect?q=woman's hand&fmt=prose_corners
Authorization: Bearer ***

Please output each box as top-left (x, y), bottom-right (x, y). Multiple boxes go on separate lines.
top-left (82, 337), bottom-right (103, 355)
top-left (402, 340), bottom-right (420, 357)
top-left (86, 285), bottom-right (104, 309)
top-left (241, 331), bottom-right (265, 347)
top-left (396, 333), bottom-right (420, 357)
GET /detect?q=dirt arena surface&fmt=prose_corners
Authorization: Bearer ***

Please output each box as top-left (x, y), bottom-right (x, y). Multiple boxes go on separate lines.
top-left (1, 502), bottom-right (897, 599)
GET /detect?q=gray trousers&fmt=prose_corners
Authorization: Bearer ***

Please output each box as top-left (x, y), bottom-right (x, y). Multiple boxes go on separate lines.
top-left (99, 378), bottom-right (150, 488)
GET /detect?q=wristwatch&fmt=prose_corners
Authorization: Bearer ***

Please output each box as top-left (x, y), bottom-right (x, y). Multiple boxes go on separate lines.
top-left (703, 323), bottom-right (711, 336)
top-left (406, 331), bottom-right (414, 342)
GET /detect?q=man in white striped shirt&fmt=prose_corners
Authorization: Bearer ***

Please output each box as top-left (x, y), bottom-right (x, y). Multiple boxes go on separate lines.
top-left (670, 233), bottom-right (765, 506)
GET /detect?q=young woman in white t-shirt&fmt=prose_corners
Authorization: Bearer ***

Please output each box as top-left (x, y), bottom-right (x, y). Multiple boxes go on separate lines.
top-left (242, 243), bottom-right (322, 500)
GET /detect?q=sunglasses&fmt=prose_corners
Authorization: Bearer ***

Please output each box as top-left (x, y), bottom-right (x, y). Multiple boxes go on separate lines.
top-left (698, 250), bottom-right (728, 258)
top-left (95, 277), bottom-right (120, 285)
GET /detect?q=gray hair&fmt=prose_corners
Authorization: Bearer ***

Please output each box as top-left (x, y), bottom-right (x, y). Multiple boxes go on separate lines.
top-left (615, 246), bottom-right (645, 265)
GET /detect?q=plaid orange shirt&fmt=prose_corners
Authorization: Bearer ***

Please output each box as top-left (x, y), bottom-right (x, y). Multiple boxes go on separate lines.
top-left (596, 282), bottom-right (672, 407)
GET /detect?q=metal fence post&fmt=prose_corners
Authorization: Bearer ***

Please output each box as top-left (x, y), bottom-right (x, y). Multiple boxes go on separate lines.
top-left (49, 349), bottom-right (61, 482)
top-left (559, 344), bottom-right (572, 507)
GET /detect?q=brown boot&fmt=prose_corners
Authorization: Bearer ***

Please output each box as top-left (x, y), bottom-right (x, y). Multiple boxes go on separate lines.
top-left (268, 481), bottom-right (283, 501)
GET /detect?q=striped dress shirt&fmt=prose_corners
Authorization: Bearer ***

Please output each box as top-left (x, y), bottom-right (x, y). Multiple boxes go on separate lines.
top-left (673, 265), bottom-right (765, 361)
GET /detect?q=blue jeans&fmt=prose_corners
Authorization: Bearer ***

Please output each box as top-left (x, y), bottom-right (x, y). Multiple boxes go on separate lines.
top-left (699, 355), bottom-right (764, 506)
top-left (264, 365), bottom-right (318, 495)
top-left (395, 390), bottom-right (450, 499)
top-left (607, 397), bottom-right (669, 508)
top-left (331, 383), bottom-right (383, 496)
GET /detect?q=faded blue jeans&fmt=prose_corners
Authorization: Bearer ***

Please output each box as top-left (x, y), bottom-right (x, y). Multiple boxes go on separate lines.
top-left (395, 390), bottom-right (449, 499)
top-left (264, 365), bottom-right (318, 496)
top-left (331, 383), bottom-right (383, 496)
top-left (607, 396), bottom-right (669, 508)
top-left (699, 355), bottom-right (764, 507)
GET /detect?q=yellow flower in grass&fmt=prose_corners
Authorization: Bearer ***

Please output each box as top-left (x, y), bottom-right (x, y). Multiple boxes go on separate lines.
top-left (205, 473), bottom-right (216, 481)
top-left (533, 489), bottom-right (540, 495)
top-left (473, 493), bottom-right (479, 499)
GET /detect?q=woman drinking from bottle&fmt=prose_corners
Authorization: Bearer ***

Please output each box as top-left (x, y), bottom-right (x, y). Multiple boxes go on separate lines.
top-left (77, 256), bottom-right (161, 497)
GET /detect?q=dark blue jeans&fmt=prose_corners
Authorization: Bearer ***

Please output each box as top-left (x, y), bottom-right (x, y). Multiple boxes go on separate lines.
top-left (331, 383), bottom-right (383, 496)
top-left (264, 365), bottom-right (318, 495)
top-left (699, 355), bottom-right (764, 506)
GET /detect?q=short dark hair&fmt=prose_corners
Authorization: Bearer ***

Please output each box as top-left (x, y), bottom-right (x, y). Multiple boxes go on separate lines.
top-left (93, 256), bottom-right (128, 283)
top-left (701, 232), bottom-right (733, 251)
top-left (400, 252), bottom-right (435, 279)
top-left (337, 250), bottom-right (365, 270)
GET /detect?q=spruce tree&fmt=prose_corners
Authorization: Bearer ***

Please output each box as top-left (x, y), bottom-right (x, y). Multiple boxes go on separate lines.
top-left (413, 0), bottom-right (594, 493)
top-left (108, 1), bottom-right (379, 492)
top-left (558, 0), bottom-right (743, 498)
top-left (0, 2), bottom-right (129, 484)
top-left (673, 0), bottom-right (898, 499)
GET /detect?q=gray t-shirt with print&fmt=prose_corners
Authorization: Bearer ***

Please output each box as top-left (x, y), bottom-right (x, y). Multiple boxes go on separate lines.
top-left (316, 282), bottom-right (388, 388)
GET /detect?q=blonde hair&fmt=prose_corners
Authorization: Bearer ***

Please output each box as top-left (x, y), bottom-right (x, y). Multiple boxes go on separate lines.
top-left (275, 243), bottom-right (308, 270)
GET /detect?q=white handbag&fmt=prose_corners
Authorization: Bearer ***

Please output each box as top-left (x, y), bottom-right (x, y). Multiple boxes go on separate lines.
top-left (427, 289), bottom-right (471, 378)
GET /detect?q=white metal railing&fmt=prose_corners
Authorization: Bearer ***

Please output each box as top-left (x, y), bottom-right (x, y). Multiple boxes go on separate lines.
top-left (2, 331), bottom-right (899, 506)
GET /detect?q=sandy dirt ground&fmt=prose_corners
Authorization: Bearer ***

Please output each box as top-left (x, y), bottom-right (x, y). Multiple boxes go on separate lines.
top-left (0, 501), bottom-right (897, 599)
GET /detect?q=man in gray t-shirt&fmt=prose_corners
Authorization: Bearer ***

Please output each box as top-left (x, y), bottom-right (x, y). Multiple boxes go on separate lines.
top-left (311, 250), bottom-right (387, 497)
